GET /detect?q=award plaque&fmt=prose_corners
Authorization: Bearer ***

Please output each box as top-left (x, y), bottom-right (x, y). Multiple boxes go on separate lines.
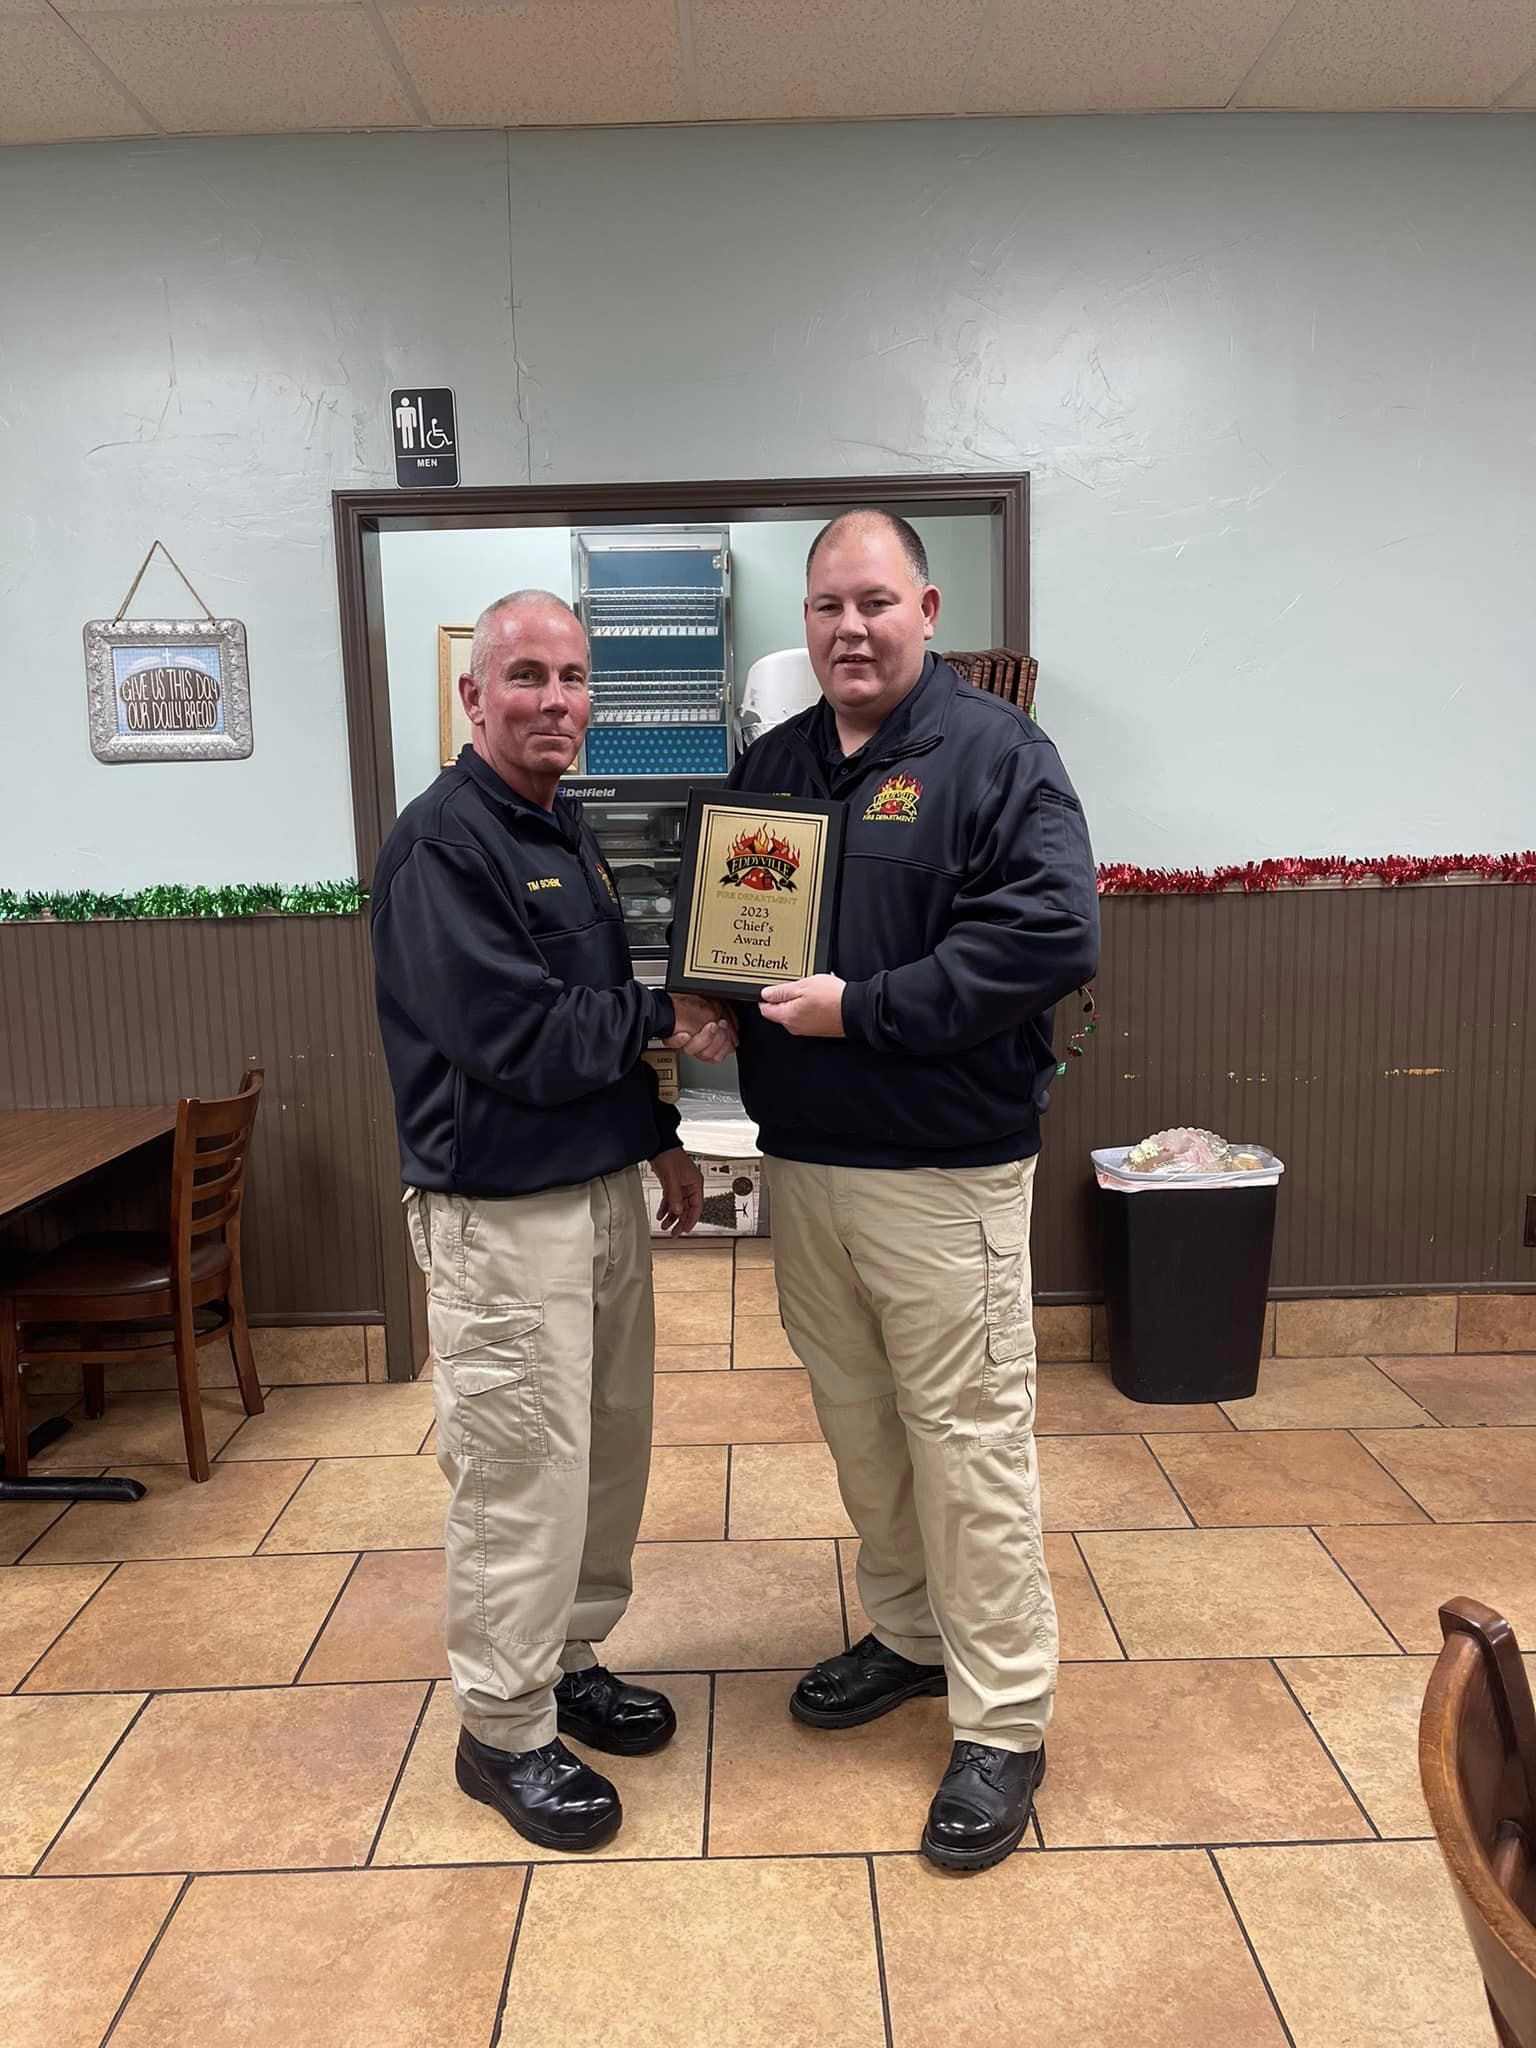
top-left (668, 791), bottom-right (845, 1001)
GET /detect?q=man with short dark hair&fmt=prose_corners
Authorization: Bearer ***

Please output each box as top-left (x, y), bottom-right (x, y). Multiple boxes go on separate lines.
top-left (728, 512), bottom-right (1099, 1871)
top-left (371, 589), bottom-right (735, 1853)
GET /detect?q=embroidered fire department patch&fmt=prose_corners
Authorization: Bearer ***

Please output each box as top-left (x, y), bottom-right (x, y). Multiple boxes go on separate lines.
top-left (864, 773), bottom-right (923, 823)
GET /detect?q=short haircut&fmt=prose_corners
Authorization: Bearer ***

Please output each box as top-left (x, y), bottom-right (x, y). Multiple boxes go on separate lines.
top-left (469, 589), bottom-right (583, 682)
top-left (805, 509), bottom-right (930, 589)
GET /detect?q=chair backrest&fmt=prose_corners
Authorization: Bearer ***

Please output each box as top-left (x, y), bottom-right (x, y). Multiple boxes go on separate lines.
top-left (170, 1069), bottom-right (264, 1262)
top-left (1420, 1596), bottom-right (1536, 2047)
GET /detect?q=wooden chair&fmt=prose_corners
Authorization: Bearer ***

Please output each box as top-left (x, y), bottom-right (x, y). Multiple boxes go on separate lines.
top-left (0, 1072), bottom-right (267, 1484)
top-left (1420, 1596), bottom-right (1536, 2047)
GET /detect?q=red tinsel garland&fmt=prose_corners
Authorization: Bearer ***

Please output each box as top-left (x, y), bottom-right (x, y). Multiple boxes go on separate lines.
top-left (1095, 852), bottom-right (1536, 895)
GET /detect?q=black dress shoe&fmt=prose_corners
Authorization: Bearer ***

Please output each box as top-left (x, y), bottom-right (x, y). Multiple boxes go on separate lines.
top-left (921, 1740), bottom-right (1046, 1872)
top-left (455, 1730), bottom-right (621, 1851)
top-left (790, 1633), bottom-right (947, 1730)
top-left (555, 1665), bottom-right (677, 1756)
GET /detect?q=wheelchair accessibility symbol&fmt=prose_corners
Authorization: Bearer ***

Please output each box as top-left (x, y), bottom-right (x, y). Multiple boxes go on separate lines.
top-left (390, 386), bottom-right (460, 488)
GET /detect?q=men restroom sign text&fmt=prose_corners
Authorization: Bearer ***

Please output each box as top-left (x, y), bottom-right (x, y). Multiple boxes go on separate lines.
top-left (391, 387), bottom-right (460, 487)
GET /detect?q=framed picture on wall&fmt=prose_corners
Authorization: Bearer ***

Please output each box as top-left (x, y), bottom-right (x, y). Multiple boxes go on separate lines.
top-left (83, 616), bottom-right (254, 764)
top-left (437, 625), bottom-right (474, 766)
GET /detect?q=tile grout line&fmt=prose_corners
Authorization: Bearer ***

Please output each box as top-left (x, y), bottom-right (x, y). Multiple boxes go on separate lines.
top-left (30, 1513), bottom-right (1535, 1575)
top-left (290, 1551), bottom-right (366, 1686)
top-left (8, 1493), bottom-right (82, 1566)
top-left (864, 1855), bottom-right (896, 2048)
top-left (1206, 1847), bottom-right (1298, 2048)
top-left (722, 1443), bottom-right (734, 1540)
top-left (1137, 1433), bottom-right (1200, 1528)
top-left (487, 1865), bottom-right (534, 2048)
top-left (30, 1689), bottom-right (155, 1876)
top-left (1268, 1658), bottom-right (1381, 1840)
top-left (1069, 1532), bottom-right (1131, 1661)
top-left (251, 1456), bottom-right (321, 1554)
top-left (26, 1410), bottom-right (1351, 1480)
top-left (1361, 1352), bottom-right (1445, 1423)
top-left (700, 1670), bottom-right (718, 1857)
top-left (1302, 1526), bottom-right (1412, 1652)
top-left (10, 1559), bottom-right (124, 1694)
top-left (97, 1872), bottom-right (194, 2048)
top-left (9, 1836), bottom-right (1426, 1889)
top-left (834, 1534), bottom-right (853, 1652)
top-left (1343, 1427), bottom-right (1441, 1521)
top-left (364, 1679), bottom-right (435, 1866)
top-left (0, 1646), bottom-right (1461, 1708)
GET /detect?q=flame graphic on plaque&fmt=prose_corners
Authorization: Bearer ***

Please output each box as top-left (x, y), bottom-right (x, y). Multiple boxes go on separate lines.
top-left (719, 823), bottom-right (801, 893)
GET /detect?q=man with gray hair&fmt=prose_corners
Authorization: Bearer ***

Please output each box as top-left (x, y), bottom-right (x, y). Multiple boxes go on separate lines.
top-left (371, 589), bottom-right (735, 1852)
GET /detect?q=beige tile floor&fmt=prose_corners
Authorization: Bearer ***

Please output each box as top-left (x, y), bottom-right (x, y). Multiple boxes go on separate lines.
top-left (0, 1236), bottom-right (1521, 2045)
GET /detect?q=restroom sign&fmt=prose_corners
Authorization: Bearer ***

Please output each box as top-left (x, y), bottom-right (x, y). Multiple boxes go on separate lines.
top-left (391, 387), bottom-right (460, 487)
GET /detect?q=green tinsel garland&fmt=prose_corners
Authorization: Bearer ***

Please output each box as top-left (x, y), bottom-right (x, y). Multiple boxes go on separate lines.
top-left (0, 880), bottom-right (367, 922)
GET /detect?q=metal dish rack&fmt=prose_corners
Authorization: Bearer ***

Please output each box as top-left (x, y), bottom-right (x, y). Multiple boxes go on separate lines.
top-left (573, 527), bottom-right (734, 779)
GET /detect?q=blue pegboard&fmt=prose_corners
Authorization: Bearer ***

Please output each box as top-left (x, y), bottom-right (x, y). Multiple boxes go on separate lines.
top-left (584, 726), bottom-right (730, 777)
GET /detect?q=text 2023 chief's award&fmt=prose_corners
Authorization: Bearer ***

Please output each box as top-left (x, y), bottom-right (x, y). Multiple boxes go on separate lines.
top-left (668, 792), bottom-right (845, 1002)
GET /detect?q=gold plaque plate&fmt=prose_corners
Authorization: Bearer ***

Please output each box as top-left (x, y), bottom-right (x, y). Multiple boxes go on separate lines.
top-left (668, 792), bottom-right (845, 1001)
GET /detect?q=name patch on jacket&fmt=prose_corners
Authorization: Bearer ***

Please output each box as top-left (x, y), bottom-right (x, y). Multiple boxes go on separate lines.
top-left (526, 877), bottom-right (562, 892)
top-left (864, 773), bottom-right (923, 824)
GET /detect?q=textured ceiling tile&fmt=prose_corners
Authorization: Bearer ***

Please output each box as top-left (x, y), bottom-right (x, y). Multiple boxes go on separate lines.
top-left (381, 0), bottom-right (687, 126)
top-left (966, 0), bottom-right (1297, 112)
top-left (691, 0), bottom-right (990, 121)
top-left (1233, 0), bottom-right (1536, 108)
top-left (72, 8), bottom-right (419, 132)
top-left (58, 0), bottom-right (353, 13)
top-left (0, 13), bottom-right (153, 141)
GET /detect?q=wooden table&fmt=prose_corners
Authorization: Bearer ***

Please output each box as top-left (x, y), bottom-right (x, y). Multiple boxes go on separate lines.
top-left (0, 1105), bottom-right (177, 1505)
top-left (0, 1107), bottom-right (179, 1220)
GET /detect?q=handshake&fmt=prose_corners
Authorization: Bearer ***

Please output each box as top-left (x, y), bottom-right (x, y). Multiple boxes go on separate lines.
top-left (662, 992), bottom-right (738, 1064)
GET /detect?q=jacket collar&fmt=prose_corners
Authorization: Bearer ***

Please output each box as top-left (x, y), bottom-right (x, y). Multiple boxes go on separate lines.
top-left (456, 745), bottom-right (575, 836)
top-left (805, 651), bottom-right (955, 776)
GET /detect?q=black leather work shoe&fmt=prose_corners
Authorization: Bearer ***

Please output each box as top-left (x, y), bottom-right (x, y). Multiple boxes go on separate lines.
top-left (555, 1665), bottom-right (677, 1756)
top-left (921, 1740), bottom-right (1046, 1872)
top-left (789, 1633), bottom-right (948, 1730)
top-left (455, 1730), bottom-right (622, 1851)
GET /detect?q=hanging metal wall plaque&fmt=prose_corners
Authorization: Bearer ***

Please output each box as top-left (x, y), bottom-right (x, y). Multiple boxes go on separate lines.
top-left (83, 542), bottom-right (253, 764)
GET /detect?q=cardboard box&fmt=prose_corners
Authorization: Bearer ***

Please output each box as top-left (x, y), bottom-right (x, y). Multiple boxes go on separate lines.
top-left (642, 1155), bottom-right (761, 1237)
top-left (641, 1048), bottom-right (680, 1103)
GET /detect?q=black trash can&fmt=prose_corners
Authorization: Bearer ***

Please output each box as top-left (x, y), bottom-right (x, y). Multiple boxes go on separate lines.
top-left (1098, 1182), bottom-right (1279, 1404)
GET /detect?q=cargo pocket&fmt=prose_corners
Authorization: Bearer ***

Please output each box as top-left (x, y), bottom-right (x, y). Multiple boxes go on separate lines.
top-left (402, 1189), bottom-right (431, 1276)
top-left (435, 1304), bottom-right (547, 1463)
top-left (983, 1219), bottom-right (1031, 1364)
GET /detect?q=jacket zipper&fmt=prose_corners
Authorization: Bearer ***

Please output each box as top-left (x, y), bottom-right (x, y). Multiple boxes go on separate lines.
top-left (779, 724), bottom-right (942, 801)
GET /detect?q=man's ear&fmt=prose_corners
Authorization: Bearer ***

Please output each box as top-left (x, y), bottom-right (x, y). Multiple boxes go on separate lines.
top-left (458, 670), bottom-right (485, 728)
top-left (921, 585), bottom-right (941, 640)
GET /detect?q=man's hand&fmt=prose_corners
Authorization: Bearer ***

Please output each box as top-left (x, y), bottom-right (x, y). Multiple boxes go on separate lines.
top-left (664, 992), bottom-right (739, 1064)
top-left (758, 974), bottom-right (847, 1037)
top-left (652, 1148), bottom-right (704, 1235)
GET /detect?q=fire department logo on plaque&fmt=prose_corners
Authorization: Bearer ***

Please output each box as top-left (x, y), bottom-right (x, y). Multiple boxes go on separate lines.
top-left (864, 773), bottom-right (922, 823)
top-left (719, 824), bottom-right (801, 893)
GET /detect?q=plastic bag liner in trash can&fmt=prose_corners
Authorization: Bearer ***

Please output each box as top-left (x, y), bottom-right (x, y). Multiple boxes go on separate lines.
top-left (1092, 1146), bottom-right (1285, 1405)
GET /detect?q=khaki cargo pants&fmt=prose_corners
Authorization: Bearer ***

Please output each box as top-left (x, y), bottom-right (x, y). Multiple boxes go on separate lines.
top-left (404, 1170), bottom-right (654, 1752)
top-left (765, 1156), bottom-right (1056, 1753)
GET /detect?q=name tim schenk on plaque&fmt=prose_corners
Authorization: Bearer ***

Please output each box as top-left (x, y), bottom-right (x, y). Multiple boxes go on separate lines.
top-left (668, 793), bottom-right (845, 1003)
